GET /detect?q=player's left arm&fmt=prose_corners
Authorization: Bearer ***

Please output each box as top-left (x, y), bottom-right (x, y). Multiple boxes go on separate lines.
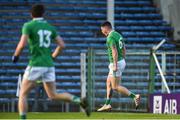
top-left (12, 34), bottom-right (28, 63)
top-left (122, 43), bottom-right (126, 58)
top-left (52, 35), bottom-right (65, 59)
top-left (112, 45), bottom-right (118, 72)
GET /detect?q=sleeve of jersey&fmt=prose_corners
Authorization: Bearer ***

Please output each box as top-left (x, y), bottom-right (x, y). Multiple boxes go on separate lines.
top-left (22, 23), bottom-right (30, 35)
top-left (108, 37), bottom-right (116, 47)
top-left (118, 34), bottom-right (125, 46)
top-left (52, 27), bottom-right (58, 40)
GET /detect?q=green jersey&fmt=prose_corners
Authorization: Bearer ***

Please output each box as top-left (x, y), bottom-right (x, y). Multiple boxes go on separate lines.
top-left (22, 18), bottom-right (58, 67)
top-left (106, 30), bottom-right (124, 63)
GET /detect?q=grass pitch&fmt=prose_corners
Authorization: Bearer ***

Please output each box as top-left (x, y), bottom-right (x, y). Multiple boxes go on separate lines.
top-left (0, 112), bottom-right (180, 119)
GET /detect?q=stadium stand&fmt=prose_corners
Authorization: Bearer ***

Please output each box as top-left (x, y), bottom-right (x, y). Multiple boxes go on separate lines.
top-left (0, 0), bottom-right (179, 112)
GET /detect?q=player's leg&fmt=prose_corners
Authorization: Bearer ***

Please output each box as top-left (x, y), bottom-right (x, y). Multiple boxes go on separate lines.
top-left (42, 67), bottom-right (90, 116)
top-left (110, 59), bottom-right (140, 109)
top-left (105, 64), bottom-right (114, 105)
top-left (18, 79), bottom-right (35, 119)
top-left (97, 63), bottom-right (114, 112)
top-left (43, 67), bottom-right (81, 103)
top-left (110, 76), bottom-right (140, 109)
top-left (43, 81), bottom-right (90, 116)
top-left (107, 60), bottom-right (131, 96)
top-left (106, 76), bottom-right (113, 103)
top-left (97, 76), bottom-right (112, 111)
top-left (110, 76), bottom-right (133, 95)
top-left (43, 82), bottom-right (78, 102)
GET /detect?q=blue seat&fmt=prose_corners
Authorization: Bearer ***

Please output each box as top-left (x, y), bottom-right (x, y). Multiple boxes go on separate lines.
top-left (116, 7), bottom-right (129, 11)
top-left (154, 37), bottom-right (167, 42)
top-left (56, 82), bottom-right (80, 87)
top-left (128, 7), bottom-right (142, 12)
top-left (65, 13), bottom-right (79, 17)
top-left (126, 37), bottom-right (140, 42)
top-left (137, 1), bottom-right (151, 5)
top-left (145, 26), bottom-right (160, 31)
top-left (83, 20), bottom-right (98, 24)
top-left (139, 20), bottom-right (153, 25)
top-left (141, 37), bottom-right (155, 42)
top-left (80, 31), bottom-right (93, 36)
top-left (142, 7), bottom-right (156, 12)
top-left (122, 32), bottom-right (136, 37)
top-left (5, 90), bottom-right (16, 95)
top-left (153, 20), bottom-right (166, 24)
top-left (150, 32), bottom-right (165, 37)
top-left (158, 26), bottom-right (173, 31)
top-left (48, 6), bottom-right (74, 11)
top-left (115, 1), bottom-right (149, 6)
top-left (148, 13), bottom-right (162, 18)
top-left (136, 32), bottom-right (150, 36)
top-left (130, 26), bottom-right (144, 31)
top-left (87, 26), bottom-right (99, 30)
top-left (134, 14), bottom-right (148, 18)
top-left (56, 89), bottom-right (80, 94)
top-left (0, 98), bottom-right (11, 103)
top-left (0, 82), bottom-right (16, 87)
top-left (0, 76), bottom-right (18, 81)
top-left (162, 44), bottom-right (176, 48)
top-left (0, 90), bottom-right (5, 95)
top-left (116, 26), bottom-right (130, 31)
top-left (118, 13), bottom-right (134, 19)
top-left (115, 20), bottom-right (126, 25)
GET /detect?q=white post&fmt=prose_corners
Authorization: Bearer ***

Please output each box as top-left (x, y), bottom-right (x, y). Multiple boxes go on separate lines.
top-left (153, 39), bottom-right (166, 51)
top-left (80, 53), bottom-right (86, 111)
top-left (152, 39), bottom-right (170, 93)
top-left (161, 52), bottom-right (166, 93)
top-left (16, 74), bottom-right (22, 97)
top-left (153, 53), bottom-right (170, 93)
top-left (65, 103), bottom-right (69, 112)
top-left (107, 0), bottom-right (114, 29)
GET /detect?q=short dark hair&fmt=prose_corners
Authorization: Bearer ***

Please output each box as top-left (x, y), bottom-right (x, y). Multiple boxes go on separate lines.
top-left (101, 21), bottom-right (112, 29)
top-left (31, 4), bottom-right (45, 17)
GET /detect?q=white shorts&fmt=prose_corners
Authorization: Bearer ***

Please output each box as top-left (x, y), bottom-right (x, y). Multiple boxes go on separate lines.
top-left (108, 59), bottom-right (126, 77)
top-left (23, 66), bottom-right (55, 82)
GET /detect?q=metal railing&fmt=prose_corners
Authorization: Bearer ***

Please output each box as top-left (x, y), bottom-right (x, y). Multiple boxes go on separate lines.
top-left (81, 45), bottom-right (180, 112)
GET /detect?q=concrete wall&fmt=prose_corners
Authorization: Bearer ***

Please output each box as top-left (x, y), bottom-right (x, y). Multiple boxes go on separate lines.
top-left (107, 0), bottom-right (114, 28)
top-left (153, 0), bottom-right (180, 41)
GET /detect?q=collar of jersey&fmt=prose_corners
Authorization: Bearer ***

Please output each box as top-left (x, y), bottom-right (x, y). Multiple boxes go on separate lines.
top-left (107, 30), bottom-right (114, 37)
top-left (33, 17), bottom-right (44, 21)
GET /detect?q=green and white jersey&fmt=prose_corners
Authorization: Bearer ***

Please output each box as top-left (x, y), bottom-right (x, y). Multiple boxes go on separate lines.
top-left (106, 30), bottom-right (124, 63)
top-left (22, 18), bottom-right (58, 67)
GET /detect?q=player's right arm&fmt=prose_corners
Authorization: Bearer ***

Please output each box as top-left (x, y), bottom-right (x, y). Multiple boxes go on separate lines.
top-left (52, 35), bottom-right (65, 59)
top-left (13, 34), bottom-right (28, 56)
top-left (12, 23), bottom-right (29, 63)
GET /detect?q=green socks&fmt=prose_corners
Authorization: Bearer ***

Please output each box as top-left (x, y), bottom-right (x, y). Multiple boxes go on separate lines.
top-left (129, 92), bottom-right (136, 99)
top-left (20, 114), bottom-right (26, 120)
top-left (72, 96), bottom-right (81, 104)
top-left (105, 99), bottom-right (111, 105)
